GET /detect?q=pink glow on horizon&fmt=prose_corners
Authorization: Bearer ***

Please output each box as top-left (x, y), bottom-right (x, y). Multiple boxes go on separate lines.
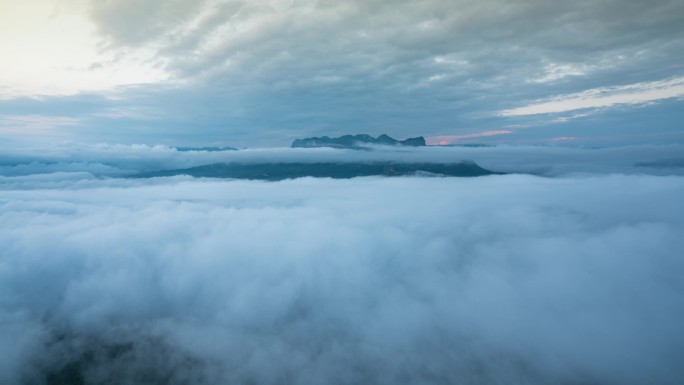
top-left (427, 130), bottom-right (513, 145)
top-left (551, 136), bottom-right (577, 142)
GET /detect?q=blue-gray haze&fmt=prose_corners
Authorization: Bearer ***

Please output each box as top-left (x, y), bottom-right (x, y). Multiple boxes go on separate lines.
top-left (1, 144), bottom-right (683, 384)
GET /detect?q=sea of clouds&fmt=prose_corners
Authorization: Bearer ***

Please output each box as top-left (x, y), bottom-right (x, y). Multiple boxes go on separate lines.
top-left (2, 142), bottom-right (684, 178)
top-left (1, 144), bottom-right (684, 384)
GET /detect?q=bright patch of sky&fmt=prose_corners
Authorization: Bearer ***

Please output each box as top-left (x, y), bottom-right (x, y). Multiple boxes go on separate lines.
top-left (0, 0), bottom-right (167, 99)
top-left (501, 77), bottom-right (684, 117)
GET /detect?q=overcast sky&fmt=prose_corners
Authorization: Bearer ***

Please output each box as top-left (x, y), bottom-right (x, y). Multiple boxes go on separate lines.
top-left (1, 0), bottom-right (683, 146)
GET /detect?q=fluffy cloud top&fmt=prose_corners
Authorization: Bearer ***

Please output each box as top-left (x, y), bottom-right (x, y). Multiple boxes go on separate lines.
top-left (1, 164), bottom-right (684, 383)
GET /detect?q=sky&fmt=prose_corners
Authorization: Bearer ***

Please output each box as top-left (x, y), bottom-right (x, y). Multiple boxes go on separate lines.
top-left (1, 0), bottom-right (683, 146)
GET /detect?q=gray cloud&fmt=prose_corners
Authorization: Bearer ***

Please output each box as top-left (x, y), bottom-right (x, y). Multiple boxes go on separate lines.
top-left (60, 0), bottom-right (683, 143)
top-left (87, 0), bottom-right (209, 46)
top-left (91, 0), bottom-right (683, 74)
top-left (1, 1), bottom-right (681, 145)
top-left (1, 170), bottom-right (683, 384)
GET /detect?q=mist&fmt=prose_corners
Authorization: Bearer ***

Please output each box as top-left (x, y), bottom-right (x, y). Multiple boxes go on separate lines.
top-left (2, 156), bottom-right (683, 384)
top-left (1, 142), bottom-right (684, 179)
top-left (3, 0), bottom-right (684, 381)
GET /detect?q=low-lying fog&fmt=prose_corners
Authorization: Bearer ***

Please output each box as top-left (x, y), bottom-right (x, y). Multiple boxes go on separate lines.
top-left (1, 144), bottom-right (683, 384)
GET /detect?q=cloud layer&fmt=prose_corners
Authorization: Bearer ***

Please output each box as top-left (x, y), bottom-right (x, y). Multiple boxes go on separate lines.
top-left (2, 142), bottom-right (684, 181)
top-left (2, 170), bottom-right (684, 384)
top-left (1, 0), bottom-right (683, 144)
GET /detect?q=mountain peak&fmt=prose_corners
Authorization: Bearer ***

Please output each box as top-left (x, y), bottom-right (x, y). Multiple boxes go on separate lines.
top-left (291, 134), bottom-right (426, 149)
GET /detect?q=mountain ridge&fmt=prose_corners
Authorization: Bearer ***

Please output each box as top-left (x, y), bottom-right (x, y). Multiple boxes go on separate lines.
top-left (291, 134), bottom-right (426, 149)
top-left (134, 161), bottom-right (498, 180)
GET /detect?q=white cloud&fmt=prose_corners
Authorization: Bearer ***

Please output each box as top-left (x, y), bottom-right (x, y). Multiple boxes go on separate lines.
top-left (2, 142), bottom-right (684, 181)
top-left (1, 172), bottom-right (683, 384)
top-left (501, 77), bottom-right (684, 116)
top-left (530, 62), bottom-right (591, 83)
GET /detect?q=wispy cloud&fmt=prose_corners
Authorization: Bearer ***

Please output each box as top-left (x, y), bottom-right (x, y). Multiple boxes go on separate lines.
top-left (0, 115), bottom-right (80, 134)
top-left (530, 62), bottom-right (592, 83)
top-left (427, 130), bottom-right (512, 145)
top-left (501, 77), bottom-right (684, 117)
top-left (551, 136), bottom-right (576, 142)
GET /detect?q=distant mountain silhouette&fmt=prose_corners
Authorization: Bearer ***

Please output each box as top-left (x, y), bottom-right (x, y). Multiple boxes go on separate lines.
top-left (134, 161), bottom-right (499, 180)
top-left (291, 134), bottom-right (426, 149)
